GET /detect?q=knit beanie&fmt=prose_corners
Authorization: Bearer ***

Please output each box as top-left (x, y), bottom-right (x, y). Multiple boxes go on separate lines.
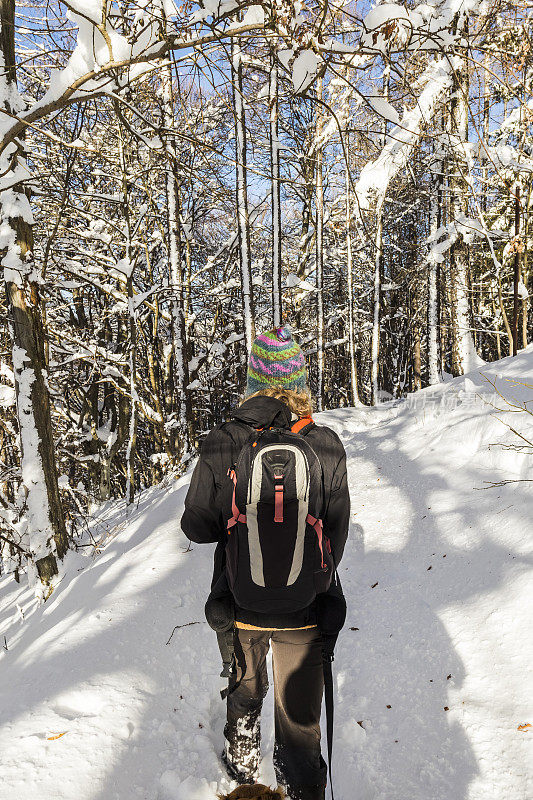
top-left (246, 326), bottom-right (307, 397)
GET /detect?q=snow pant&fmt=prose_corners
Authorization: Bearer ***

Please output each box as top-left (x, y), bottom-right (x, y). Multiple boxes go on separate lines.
top-left (224, 626), bottom-right (327, 800)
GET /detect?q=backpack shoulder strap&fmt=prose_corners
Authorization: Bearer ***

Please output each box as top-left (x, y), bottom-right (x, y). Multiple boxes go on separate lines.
top-left (291, 416), bottom-right (315, 436)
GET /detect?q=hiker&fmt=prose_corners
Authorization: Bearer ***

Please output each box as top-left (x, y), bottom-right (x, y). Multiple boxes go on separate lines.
top-left (181, 326), bottom-right (350, 800)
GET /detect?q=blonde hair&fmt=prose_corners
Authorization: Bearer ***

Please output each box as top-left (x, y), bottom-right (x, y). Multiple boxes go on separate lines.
top-left (243, 386), bottom-right (313, 419)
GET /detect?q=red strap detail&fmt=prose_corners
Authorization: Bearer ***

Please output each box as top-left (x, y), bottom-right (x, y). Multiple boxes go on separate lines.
top-left (307, 513), bottom-right (326, 569)
top-left (274, 484), bottom-right (284, 523)
top-left (291, 416), bottom-right (314, 435)
top-left (227, 469), bottom-right (246, 530)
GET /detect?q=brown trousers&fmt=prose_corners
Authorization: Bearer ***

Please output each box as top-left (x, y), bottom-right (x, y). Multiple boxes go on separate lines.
top-left (225, 627), bottom-right (326, 800)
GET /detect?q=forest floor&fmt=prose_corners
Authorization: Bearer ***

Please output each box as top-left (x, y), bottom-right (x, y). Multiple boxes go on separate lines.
top-left (1, 348), bottom-right (532, 800)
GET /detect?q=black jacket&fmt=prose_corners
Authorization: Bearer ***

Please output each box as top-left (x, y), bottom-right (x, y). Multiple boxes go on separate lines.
top-left (181, 395), bottom-right (350, 628)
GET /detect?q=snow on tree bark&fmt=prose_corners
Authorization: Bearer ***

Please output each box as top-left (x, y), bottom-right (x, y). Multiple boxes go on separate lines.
top-left (0, 0), bottom-right (67, 587)
top-left (354, 57), bottom-right (454, 213)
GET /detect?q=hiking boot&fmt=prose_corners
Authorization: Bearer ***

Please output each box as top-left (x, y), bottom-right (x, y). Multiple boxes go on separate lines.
top-left (221, 747), bottom-right (257, 784)
top-left (222, 711), bottom-right (261, 783)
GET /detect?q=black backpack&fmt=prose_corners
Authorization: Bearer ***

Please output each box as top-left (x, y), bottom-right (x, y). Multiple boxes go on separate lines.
top-left (224, 417), bottom-right (334, 614)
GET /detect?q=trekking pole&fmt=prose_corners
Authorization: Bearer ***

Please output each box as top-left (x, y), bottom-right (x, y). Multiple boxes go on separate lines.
top-left (323, 648), bottom-right (335, 800)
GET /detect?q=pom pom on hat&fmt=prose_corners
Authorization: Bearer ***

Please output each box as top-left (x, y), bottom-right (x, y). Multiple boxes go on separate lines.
top-left (276, 325), bottom-right (292, 342)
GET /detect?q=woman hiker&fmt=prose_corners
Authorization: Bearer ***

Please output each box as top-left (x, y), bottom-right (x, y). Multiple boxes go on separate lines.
top-left (181, 326), bottom-right (350, 800)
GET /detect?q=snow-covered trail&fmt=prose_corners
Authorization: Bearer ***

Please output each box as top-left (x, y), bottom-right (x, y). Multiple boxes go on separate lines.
top-left (1, 350), bottom-right (532, 800)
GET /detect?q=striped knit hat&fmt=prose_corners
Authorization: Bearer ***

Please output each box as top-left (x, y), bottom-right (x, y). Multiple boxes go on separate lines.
top-left (246, 326), bottom-right (307, 396)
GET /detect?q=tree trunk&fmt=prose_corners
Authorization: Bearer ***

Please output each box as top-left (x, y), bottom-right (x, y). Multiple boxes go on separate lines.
top-left (297, 155), bottom-right (314, 281)
top-left (371, 69), bottom-right (389, 404)
top-left (232, 37), bottom-right (255, 357)
top-left (371, 203), bottom-right (383, 404)
top-left (497, 269), bottom-right (513, 353)
top-left (345, 147), bottom-right (361, 406)
top-left (270, 41), bottom-right (282, 328)
top-left (511, 186), bottom-right (520, 356)
top-left (428, 163), bottom-right (442, 384)
top-left (116, 109), bottom-right (138, 504)
top-left (98, 389), bottom-right (128, 502)
top-left (522, 240), bottom-right (529, 349)
top-left (295, 147), bottom-right (314, 330)
top-left (1, 0), bottom-right (68, 584)
top-left (315, 78), bottom-right (325, 411)
top-left (162, 54), bottom-right (191, 459)
top-left (448, 27), bottom-right (481, 375)
top-left (412, 313), bottom-right (422, 391)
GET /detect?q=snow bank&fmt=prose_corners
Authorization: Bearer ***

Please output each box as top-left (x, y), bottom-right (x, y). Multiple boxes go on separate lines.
top-left (1, 348), bottom-right (532, 799)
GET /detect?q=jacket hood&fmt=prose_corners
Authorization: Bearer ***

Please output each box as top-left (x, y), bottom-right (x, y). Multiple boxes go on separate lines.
top-left (231, 395), bottom-right (292, 429)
